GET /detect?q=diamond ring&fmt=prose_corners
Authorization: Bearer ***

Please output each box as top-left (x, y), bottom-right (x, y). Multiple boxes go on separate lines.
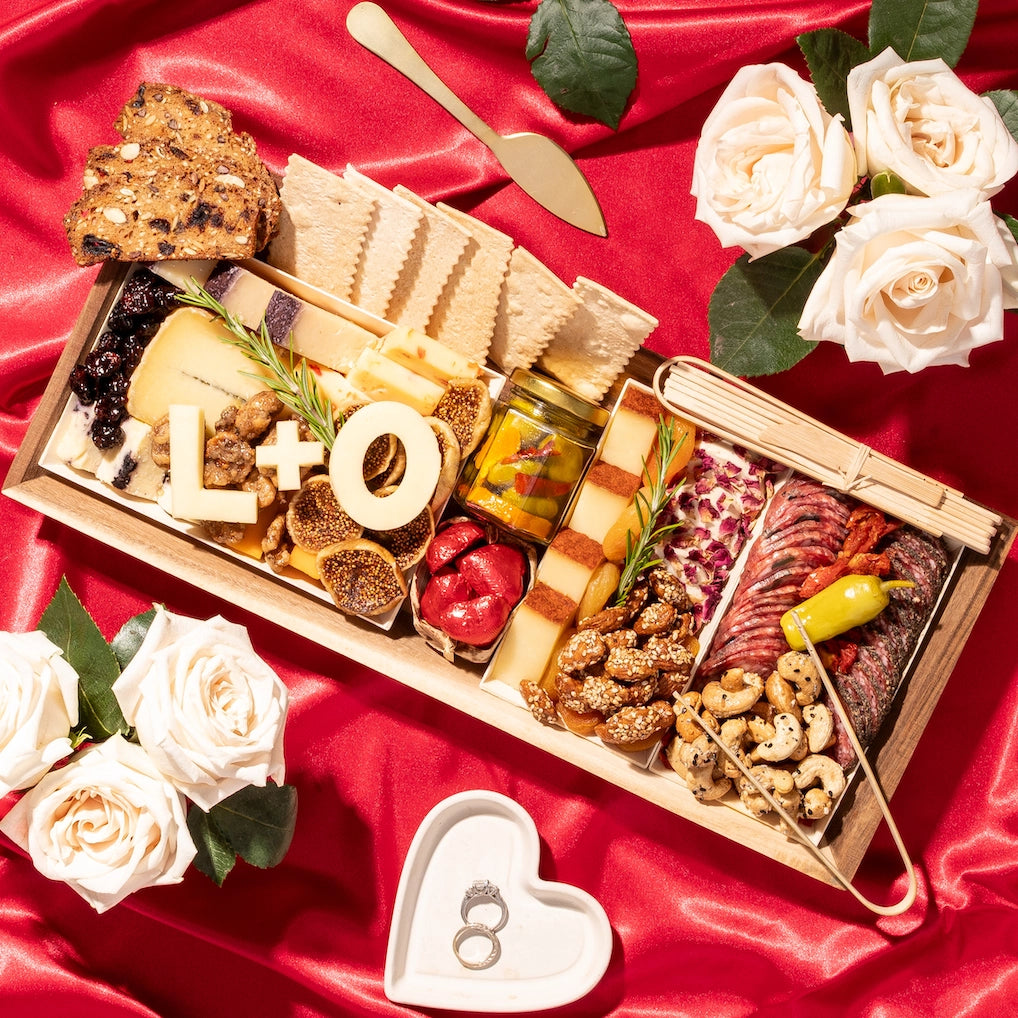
top-left (459, 879), bottom-right (509, 933)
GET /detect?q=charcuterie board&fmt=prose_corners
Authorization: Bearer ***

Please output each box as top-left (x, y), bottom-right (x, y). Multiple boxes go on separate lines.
top-left (5, 260), bottom-right (1015, 888)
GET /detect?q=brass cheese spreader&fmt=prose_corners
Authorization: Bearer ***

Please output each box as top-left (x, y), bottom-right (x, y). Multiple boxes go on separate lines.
top-left (346, 2), bottom-right (608, 237)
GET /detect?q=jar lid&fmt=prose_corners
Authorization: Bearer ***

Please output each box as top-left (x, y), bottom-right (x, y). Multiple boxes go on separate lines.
top-left (509, 369), bottom-right (610, 427)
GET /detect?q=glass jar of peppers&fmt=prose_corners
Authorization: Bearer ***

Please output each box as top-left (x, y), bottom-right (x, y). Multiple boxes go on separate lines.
top-left (455, 370), bottom-right (609, 544)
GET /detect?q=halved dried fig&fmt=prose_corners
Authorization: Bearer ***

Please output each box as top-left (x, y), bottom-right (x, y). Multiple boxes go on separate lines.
top-left (286, 475), bottom-right (362, 552)
top-left (317, 538), bottom-right (407, 616)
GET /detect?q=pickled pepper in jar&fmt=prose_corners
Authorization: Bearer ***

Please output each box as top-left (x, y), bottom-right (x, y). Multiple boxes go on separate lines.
top-left (455, 370), bottom-right (608, 543)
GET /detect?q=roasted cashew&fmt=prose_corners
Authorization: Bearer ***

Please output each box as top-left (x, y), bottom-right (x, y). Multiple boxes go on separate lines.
top-left (751, 712), bottom-right (805, 762)
top-left (802, 703), bottom-right (835, 754)
top-left (738, 764), bottom-right (799, 818)
top-left (777, 651), bottom-right (821, 705)
top-left (747, 715), bottom-right (776, 743)
top-left (801, 787), bottom-right (834, 820)
top-left (764, 672), bottom-right (801, 719)
top-left (719, 717), bottom-right (750, 780)
top-left (701, 669), bottom-right (764, 717)
top-left (674, 692), bottom-right (703, 743)
top-left (666, 736), bottom-right (732, 802)
top-left (792, 753), bottom-right (847, 813)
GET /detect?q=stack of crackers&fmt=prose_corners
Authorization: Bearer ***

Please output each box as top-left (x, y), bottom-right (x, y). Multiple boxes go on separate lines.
top-left (268, 155), bottom-right (657, 402)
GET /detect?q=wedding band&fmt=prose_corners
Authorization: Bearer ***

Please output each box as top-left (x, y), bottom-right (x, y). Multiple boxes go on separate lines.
top-left (460, 879), bottom-right (509, 933)
top-left (452, 923), bottom-right (501, 970)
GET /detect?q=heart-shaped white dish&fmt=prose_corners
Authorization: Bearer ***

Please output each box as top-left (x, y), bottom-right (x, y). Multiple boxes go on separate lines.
top-left (384, 789), bottom-right (613, 1012)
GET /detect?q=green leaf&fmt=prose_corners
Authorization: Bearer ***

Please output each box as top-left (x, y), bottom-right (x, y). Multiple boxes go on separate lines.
top-left (1002, 212), bottom-right (1018, 247)
top-left (870, 169), bottom-right (907, 197)
top-left (187, 807), bottom-right (237, 886)
top-left (110, 606), bottom-right (158, 671)
top-left (37, 576), bottom-right (128, 740)
top-left (986, 90), bottom-right (1018, 144)
top-left (868, 0), bottom-right (977, 66)
top-left (797, 28), bottom-right (872, 129)
top-left (708, 248), bottom-right (825, 377)
top-left (526, 0), bottom-right (637, 130)
top-left (208, 783), bottom-right (298, 870)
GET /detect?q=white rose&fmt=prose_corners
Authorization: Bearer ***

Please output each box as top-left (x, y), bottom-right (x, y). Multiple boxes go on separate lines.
top-left (799, 189), bottom-right (1018, 373)
top-left (0, 734), bottom-right (196, 913)
top-left (0, 630), bottom-right (79, 796)
top-left (691, 63), bottom-right (857, 259)
top-left (112, 609), bottom-right (288, 811)
top-left (848, 47), bottom-right (1018, 199)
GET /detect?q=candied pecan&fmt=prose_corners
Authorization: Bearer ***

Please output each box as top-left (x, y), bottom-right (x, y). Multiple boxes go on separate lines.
top-left (202, 519), bottom-right (246, 546)
top-left (603, 646), bottom-right (657, 683)
top-left (261, 513), bottom-right (291, 573)
top-left (204, 430), bottom-right (255, 486)
top-left (215, 405), bottom-right (238, 432)
top-left (603, 628), bottom-right (638, 651)
top-left (582, 673), bottom-right (657, 715)
top-left (236, 390), bottom-right (284, 442)
top-left (578, 605), bottom-right (628, 633)
top-left (521, 680), bottom-right (560, 727)
top-left (633, 601), bottom-right (679, 636)
top-left (557, 629), bottom-right (607, 673)
top-left (241, 467), bottom-right (278, 509)
top-left (595, 700), bottom-right (674, 748)
top-left (648, 566), bottom-right (691, 609)
top-left (151, 413), bottom-right (170, 467)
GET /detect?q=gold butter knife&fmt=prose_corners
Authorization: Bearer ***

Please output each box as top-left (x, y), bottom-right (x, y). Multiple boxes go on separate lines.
top-left (346, 1), bottom-right (608, 237)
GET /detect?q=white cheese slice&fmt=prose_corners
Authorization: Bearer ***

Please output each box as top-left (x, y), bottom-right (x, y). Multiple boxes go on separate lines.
top-left (346, 348), bottom-right (445, 417)
top-left (167, 405), bottom-right (258, 524)
top-left (52, 398), bottom-right (104, 473)
top-left (149, 259), bottom-right (217, 290)
top-left (127, 307), bottom-right (273, 433)
top-left (255, 420), bottom-right (324, 491)
top-left (96, 417), bottom-right (165, 501)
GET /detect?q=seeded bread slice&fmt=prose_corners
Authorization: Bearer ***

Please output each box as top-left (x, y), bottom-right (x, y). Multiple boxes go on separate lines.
top-left (65, 83), bottom-right (280, 267)
top-left (538, 277), bottom-right (658, 401)
top-left (489, 246), bottom-right (580, 375)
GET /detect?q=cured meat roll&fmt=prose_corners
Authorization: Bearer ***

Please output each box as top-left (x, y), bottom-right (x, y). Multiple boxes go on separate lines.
top-left (699, 478), bottom-right (852, 679)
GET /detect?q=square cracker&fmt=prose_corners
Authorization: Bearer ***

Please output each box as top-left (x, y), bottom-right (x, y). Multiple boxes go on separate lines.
top-left (343, 166), bottom-right (424, 319)
top-left (489, 246), bottom-right (580, 375)
top-left (267, 154), bottom-right (374, 301)
top-left (426, 204), bottom-right (514, 364)
top-left (538, 277), bottom-right (658, 401)
top-left (386, 185), bottom-right (472, 332)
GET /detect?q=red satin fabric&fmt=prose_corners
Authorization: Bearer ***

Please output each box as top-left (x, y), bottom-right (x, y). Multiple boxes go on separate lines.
top-left (3, 2), bottom-right (1018, 1015)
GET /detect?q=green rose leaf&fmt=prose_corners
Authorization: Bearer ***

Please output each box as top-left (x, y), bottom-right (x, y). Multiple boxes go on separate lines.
top-left (708, 247), bottom-right (825, 377)
top-left (868, 0), bottom-right (977, 67)
top-left (187, 807), bottom-right (237, 887)
top-left (526, 0), bottom-right (637, 130)
top-left (208, 783), bottom-right (298, 870)
top-left (110, 606), bottom-right (158, 671)
top-left (1002, 212), bottom-right (1018, 247)
top-left (797, 28), bottom-right (871, 130)
top-left (986, 90), bottom-right (1018, 144)
top-left (37, 576), bottom-right (128, 741)
top-left (870, 169), bottom-right (907, 197)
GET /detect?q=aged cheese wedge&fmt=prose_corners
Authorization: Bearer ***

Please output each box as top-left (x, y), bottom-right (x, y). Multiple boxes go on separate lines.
top-left (205, 262), bottom-right (378, 374)
top-left (486, 582), bottom-right (577, 690)
top-left (329, 400), bottom-right (441, 531)
top-left (95, 417), bottom-right (166, 500)
top-left (536, 528), bottom-right (606, 604)
top-left (149, 259), bottom-right (218, 290)
top-left (312, 367), bottom-right (371, 415)
top-left (167, 404), bottom-right (258, 524)
top-left (566, 462), bottom-right (643, 545)
top-left (598, 385), bottom-right (662, 478)
top-left (346, 348), bottom-right (445, 417)
top-left (127, 307), bottom-right (272, 433)
top-left (379, 325), bottom-right (480, 385)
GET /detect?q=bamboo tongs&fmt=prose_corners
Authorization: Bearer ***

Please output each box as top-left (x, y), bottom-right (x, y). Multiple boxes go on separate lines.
top-left (653, 357), bottom-right (1000, 554)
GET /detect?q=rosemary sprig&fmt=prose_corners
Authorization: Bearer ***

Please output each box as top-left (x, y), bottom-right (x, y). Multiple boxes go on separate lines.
top-left (613, 416), bottom-right (688, 607)
top-left (177, 283), bottom-right (338, 449)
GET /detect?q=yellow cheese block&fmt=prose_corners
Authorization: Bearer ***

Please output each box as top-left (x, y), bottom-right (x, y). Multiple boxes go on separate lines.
top-left (379, 325), bottom-right (481, 385)
top-left (486, 582), bottom-right (577, 690)
top-left (127, 307), bottom-right (273, 433)
top-left (598, 393), bottom-right (661, 478)
top-left (566, 462), bottom-right (642, 545)
top-left (312, 366), bottom-right (371, 415)
top-left (536, 528), bottom-right (605, 604)
top-left (288, 545), bottom-right (321, 580)
top-left (346, 348), bottom-right (445, 417)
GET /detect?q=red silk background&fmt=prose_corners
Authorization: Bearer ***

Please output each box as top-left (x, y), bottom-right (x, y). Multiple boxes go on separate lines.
top-left (3, 1), bottom-right (1018, 1015)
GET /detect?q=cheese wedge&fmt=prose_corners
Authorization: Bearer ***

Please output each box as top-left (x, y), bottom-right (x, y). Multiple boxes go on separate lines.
top-left (598, 385), bottom-right (662, 478)
top-left (566, 462), bottom-right (642, 545)
top-left (206, 263), bottom-right (378, 374)
top-left (536, 528), bottom-right (605, 604)
top-left (95, 417), bottom-right (166, 500)
top-left (346, 348), bottom-right (445, 417)
top-left (379, 325), bottom-right (480, 385)
top-left (127, 307), bottom-right (273, 433)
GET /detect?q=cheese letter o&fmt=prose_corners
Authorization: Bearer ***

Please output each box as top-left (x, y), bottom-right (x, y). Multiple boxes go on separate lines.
top-left (329, 401), bottom-right (441, 530)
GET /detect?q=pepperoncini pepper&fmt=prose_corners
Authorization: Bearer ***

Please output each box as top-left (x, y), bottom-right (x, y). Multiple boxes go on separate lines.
top-left (780, 575), bottom-right (915, 650)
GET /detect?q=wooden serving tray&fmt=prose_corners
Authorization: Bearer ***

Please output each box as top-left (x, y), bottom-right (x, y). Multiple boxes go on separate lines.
top-left (6, 263), bottom-right (1015, 888)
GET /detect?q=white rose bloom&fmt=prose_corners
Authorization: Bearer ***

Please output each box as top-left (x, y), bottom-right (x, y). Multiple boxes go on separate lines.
top-left (691, 62), bottom-right (857, 259)
top-left (848, 47), bottom-right (1018, 199)
top-left (112, 609), bottom-right (288, 811)
top-left (0, 734), bottom-right (196, 913)
top-left (799, 190), bottom-right (1018, 373)
top-left (0, 630), bottom-right (79, 796)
